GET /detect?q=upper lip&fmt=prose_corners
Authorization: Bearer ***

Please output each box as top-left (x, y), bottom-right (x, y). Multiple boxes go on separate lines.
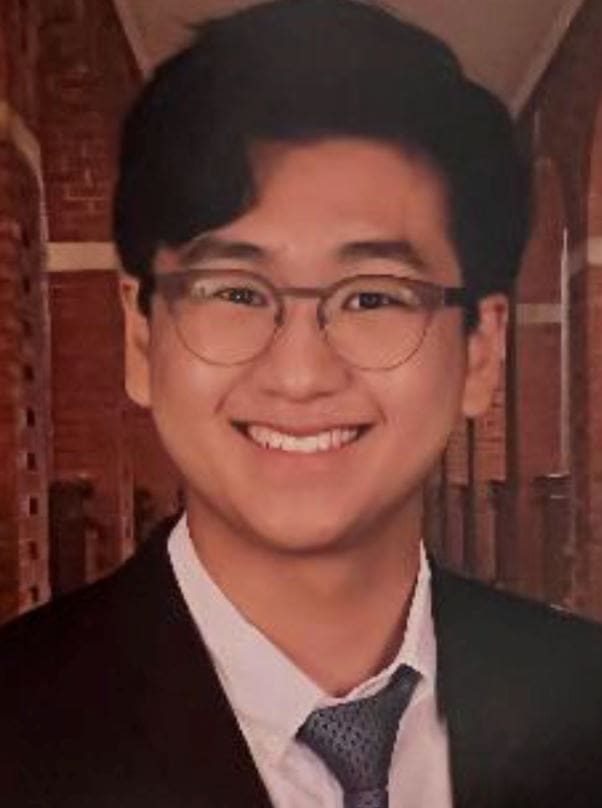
top-left (232, 420), bottom-right (373, 437)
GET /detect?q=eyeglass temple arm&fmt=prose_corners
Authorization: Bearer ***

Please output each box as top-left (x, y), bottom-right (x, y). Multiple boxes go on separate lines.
top-left (444, 287), bottom-right (473, 308)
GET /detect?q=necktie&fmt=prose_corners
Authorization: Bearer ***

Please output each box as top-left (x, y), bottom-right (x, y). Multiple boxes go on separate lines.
top-left (297, 664), bottom-right (420, 808)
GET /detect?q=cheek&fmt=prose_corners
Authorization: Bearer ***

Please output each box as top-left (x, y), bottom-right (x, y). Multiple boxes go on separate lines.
top-left (377, 321), bottom-right (467, 447)
top-left (151, 331), bottom-right (197, 409)
top-left (147, 323), bottom-right (228, 446)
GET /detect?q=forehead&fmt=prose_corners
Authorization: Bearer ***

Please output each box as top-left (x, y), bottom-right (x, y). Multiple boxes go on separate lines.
top-left (247, 137), bottom-right (450, 231)
top-left (164, 138), bottom-right (459, 284)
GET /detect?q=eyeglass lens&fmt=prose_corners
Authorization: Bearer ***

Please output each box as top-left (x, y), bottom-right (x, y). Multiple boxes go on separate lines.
top-left (167, 270), bottom-right (429, 369)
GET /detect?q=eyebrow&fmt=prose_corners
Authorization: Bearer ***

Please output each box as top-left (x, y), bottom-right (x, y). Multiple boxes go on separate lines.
top-left (339, 240), bottom-right (428, 273)
top-left (178, 235), bottom-right (428, 274)
top-left (179, 235), bottom-right (266, 264)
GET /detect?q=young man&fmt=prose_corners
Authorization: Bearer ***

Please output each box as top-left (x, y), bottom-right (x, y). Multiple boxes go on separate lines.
top-left (3, 2), bottom-right (602, 806)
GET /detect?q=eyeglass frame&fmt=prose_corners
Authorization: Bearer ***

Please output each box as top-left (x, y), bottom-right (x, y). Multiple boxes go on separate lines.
top-left (145, 267), bottom-right (475, 370)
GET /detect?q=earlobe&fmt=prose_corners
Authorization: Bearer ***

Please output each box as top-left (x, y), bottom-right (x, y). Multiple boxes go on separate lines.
top-left (461, 294), bottom-right (508, 419)
top-left (119, 275), bottom-right (152, 408)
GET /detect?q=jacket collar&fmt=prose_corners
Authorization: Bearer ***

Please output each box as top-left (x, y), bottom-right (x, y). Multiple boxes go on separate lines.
top-left (110, 527), bottom-right (571, 808)
top-left (110, 526), bottom-right (274, 808)
top-left (430, 564), bottom-right (588, 808)
top-left (112, 531), bottom-right (486, 808)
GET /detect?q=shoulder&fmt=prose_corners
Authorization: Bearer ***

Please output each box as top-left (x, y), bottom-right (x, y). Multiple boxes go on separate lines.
top-left (0, 573), bottom-right (128, 803)
top-left (0, 519), bottom-right (180, 682)
top-left (0, 533), bottom-right (180, 798)
top-left (431, 569), bottom-right (602, 806)
top-left (433, 564), bottom-right (602, 649)
top-left (0, 569), bottom-right (124, 716)
top-left (1, 573), bottom-right (112, 646)
top-left (0, 531), bottom-right (169, 720)
top-left (432, 564), bottom-right (602, 709)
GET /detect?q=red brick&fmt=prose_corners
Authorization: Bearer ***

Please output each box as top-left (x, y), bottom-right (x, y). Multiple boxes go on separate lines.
top-left (39, 0), bottom-right (140, 242)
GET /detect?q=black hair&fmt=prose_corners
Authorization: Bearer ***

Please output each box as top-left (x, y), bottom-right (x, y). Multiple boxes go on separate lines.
top-left (113, 0), bottom-right (532, 314)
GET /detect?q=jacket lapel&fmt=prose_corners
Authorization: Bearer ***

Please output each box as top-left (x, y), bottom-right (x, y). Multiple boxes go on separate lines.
top-left (114, 535), bottom-right (524, 807)
top-left (95, 534), bottom-right (602, 807)
top-left (431, 565), bottom-right (531, 808)
top-left (429, 564), bottom-right (602, 808)
top-left (110, 529), bottom-right (274, 808)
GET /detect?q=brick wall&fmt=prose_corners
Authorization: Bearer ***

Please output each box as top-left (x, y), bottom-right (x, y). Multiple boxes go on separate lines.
top-left (37, 0), bottom-right (180, 592)
top-left (517, 0), bottom-right (602, 616)
top-left (39, 0), bottom-right (149, 588)
top-left (39, 0), bottom-right (138, 241)
top-left (0, 147), bottom-right (50, 621)
top-left (0, 1), bottom-right (51, 624)
top-left (49, 270), bottom-right (132, 574)
top-left (431, 0), bottom-right (602, 614)
top-left (2, 0), bottom-right (602, 622)
top-left (127, 406), bottom-right (181, 541)
top-left (1, 0), bottom-right (39, 127)
top-left (524, 0), bottom-right (602, 247)
top-left (580, 104), bottom-right (602, 616)
top-left (511, 158), bottom-right (566, 600)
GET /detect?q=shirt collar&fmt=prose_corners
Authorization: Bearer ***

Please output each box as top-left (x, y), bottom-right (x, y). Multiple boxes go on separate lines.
top-left (168, 515), bottom-right (437, 765)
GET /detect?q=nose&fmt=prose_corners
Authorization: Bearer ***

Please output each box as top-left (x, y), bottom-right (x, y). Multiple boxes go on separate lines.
top-left (248, 300), bottom-right (352, 402)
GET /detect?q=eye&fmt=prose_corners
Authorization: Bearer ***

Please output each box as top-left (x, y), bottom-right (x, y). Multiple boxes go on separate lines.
top-left (347, 292), bottom-right (395, 310)
top-left (185, 276), bottom-right (269, 306)
top-left (344, 286), bottom-right (421, 311)
top-left (215, 286), bottom-right (268, 306)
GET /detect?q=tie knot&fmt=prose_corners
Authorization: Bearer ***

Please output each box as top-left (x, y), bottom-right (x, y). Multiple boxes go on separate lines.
top-left (297, 664), bottom-right (420, 807)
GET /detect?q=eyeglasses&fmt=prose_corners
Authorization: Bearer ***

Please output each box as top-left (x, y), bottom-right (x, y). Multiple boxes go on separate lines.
top-left (150, 268), bottom-right (471, 370)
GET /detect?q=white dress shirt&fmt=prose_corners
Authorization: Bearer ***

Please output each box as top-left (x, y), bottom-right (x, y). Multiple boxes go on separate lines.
top-left (168, 516), bottom-right (453, 808)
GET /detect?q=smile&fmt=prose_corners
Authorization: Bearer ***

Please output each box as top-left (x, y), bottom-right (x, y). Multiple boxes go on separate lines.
top-left (238, 424), bottom-right (367, 454)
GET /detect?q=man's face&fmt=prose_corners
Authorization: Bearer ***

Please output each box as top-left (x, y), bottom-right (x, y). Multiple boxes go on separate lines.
top-left (122, 139), bottom-right (506, 554)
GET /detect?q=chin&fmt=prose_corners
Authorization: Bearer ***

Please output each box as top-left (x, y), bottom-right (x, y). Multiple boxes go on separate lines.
top-left (245, 511), bottom-right (364, 557)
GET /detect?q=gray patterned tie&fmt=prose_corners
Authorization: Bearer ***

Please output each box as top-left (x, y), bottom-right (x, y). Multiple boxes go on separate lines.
top-left (297, 664), bottom-right (420, 808)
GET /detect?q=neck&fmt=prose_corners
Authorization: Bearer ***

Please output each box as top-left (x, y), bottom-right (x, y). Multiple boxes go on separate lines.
top-left (185, 498), bottom-right (422, 696)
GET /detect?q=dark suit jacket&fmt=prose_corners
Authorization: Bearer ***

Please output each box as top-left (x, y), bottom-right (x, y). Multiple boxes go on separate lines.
top-left (3, 527), bottom-right (602, 808)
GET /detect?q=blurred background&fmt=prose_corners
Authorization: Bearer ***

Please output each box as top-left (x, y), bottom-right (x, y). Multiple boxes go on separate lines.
top-left (1, 0), bottom-right (601, 624)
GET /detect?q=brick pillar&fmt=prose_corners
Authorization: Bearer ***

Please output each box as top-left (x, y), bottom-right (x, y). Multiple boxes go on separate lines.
top-left (571, 96), bottom-right (602, 618)
top-left (38, 0), bottom-right (140, 581)
top-left (430, 372), bottom-right (507, 587)
top-left (571, 261), bottom-right (602, 616)
top-left (0, 1), bottom-right (52, 624)
top-left (512, 157), bottom-right (566, 601)
top-left (587, 263), bottom-right (602, 606)
top-left (516, 0), bottom-right (602, 619)
top-left (572, 260), bottom-right (602, 616)
top-left (0, 144), bottom-right (51, 623)
top-left (473, 374), bottom-right (507, 586)
top-left (49, 270), bottom-right (133, 577)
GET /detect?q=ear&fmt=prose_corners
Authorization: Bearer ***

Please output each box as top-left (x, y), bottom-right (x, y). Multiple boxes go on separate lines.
top-left (461, 294), bottom-right (508, 419)
top-left (119, 274), bottom-right (152, 408)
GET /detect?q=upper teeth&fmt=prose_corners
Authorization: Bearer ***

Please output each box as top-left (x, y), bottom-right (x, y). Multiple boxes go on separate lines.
top-left (247, 425), bottom-right (359, 453)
